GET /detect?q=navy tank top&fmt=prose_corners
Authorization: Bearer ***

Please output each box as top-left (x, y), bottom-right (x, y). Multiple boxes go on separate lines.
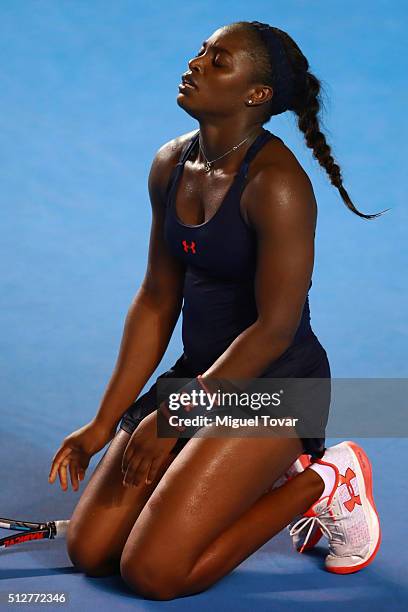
top-left (164, 127), bottom-right (313, 373)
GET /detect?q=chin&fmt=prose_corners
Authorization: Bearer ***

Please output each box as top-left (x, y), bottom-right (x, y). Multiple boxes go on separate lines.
top-left (176, 94), bottom-right (200, 119)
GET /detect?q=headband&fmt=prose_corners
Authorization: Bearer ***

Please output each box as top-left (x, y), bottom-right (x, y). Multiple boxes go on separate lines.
top-left (250, 21), bottom-right (296, 115)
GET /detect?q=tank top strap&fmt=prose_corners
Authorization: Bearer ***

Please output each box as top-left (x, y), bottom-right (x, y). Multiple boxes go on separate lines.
top-left (165, 131), bottom-right (200, 203)
top-left (238, 129), bottom-right (278, 179)
top-left (178, 130), bottom-right (200, 165)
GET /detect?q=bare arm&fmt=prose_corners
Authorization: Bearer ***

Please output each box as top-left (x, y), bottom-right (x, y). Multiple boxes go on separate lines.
top-left (93, 136), bottom-right (189, 432)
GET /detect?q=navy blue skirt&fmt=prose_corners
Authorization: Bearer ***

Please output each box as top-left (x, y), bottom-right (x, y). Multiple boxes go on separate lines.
top-left (119, 332), bottom-right (331, 459)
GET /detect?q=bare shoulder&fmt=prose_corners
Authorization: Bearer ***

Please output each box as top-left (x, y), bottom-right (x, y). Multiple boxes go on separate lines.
top-left (148, 129), bottom-right (198, 206)
top-left (242, 135), bottom-right (317, 233)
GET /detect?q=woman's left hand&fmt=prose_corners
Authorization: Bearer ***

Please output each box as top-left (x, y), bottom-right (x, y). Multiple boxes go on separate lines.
top-left (121, 409), bottom-right (180, 487)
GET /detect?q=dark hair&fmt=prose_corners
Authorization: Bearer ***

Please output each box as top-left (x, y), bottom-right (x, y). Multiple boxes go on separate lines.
top-left (228, 20), bottom-right (390, 220)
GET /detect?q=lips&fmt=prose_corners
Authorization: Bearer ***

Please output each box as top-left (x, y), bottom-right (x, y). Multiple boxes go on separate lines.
top-left (181, 74), bottom-right (197, 89)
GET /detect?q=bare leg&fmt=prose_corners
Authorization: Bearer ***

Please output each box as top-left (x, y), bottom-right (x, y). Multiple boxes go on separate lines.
top-left (181, 466), bottom-right (323, 596)
top-left (66, 429), bottom-right (180, 577)
top-left (119, 431), bottom-right (324, 600)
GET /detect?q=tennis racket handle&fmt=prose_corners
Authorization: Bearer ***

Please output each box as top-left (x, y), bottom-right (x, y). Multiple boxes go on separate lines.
top-left (53, 520), bottom-right (70, 538)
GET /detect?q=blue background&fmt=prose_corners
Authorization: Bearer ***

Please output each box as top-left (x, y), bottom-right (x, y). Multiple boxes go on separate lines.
top-left (1, 1), bottom-right (406, 610)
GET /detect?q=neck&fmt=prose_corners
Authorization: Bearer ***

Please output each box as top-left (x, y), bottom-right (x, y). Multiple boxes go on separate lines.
top-left (196, 122), bottom-right (264, 172)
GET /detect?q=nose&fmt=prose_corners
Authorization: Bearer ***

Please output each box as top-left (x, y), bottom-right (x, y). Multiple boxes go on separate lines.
top-left (188, 56), bottom-right (202, 72)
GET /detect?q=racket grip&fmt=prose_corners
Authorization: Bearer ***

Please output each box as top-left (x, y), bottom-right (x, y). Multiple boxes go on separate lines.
top-left (53, 520), bottom-right (70, 538)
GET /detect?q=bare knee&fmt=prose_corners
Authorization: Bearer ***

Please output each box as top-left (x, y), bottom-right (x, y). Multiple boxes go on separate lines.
top-left (66, 524), bottom-right (119, 577)
top-left (120, 552), bottom-right (184, 600)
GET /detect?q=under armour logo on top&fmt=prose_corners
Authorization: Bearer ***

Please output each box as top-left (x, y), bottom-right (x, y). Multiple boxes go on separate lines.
top-left (182, 240), bottom-right (196, 253)
top-left (339, 467), bottom-right (361, 512)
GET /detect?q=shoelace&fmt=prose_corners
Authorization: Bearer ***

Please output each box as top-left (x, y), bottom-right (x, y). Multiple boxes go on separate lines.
top-left (289, 502), bottom-right (344, 551)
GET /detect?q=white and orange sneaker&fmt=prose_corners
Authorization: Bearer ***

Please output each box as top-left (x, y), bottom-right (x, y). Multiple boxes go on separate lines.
top-left (288, 441), bottom-right (381, 573)
top-left (272, 454), bottom-right (324, 552)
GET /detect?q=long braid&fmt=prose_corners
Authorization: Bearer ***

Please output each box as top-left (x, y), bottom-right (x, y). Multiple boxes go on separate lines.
top-left (292, 69), bottom-right (386, 220)
top-left (233, 20), bottom-right (390, 220)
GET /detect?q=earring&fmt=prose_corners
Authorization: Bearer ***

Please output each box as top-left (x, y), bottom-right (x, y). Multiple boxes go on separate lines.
top-left (248, 100), bottom-right (253, 104)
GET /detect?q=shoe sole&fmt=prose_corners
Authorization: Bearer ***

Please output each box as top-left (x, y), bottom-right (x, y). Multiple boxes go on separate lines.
top-left (326, 441), bottom-right (382, 574)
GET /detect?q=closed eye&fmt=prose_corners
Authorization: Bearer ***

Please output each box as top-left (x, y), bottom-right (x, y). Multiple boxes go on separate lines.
top-left (196, 48), bottom-right (224, 67)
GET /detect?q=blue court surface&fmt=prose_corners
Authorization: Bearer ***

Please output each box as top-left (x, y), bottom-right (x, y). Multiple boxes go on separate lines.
top-left (1, 1), bottom-right (407, 610)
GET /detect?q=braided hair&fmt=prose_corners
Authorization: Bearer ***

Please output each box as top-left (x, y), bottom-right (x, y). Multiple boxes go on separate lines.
top-left (229, 20), bottom-right (389, 220)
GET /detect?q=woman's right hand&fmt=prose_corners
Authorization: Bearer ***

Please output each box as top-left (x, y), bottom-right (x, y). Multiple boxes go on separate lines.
top-left (48, 419), bottom-right (117, 492)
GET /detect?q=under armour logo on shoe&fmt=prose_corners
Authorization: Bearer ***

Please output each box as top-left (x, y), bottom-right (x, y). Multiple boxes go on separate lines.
top-left (182, 240), bottom-right (196, 253)
top-left (339, 467), bottom-right (361, 512)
